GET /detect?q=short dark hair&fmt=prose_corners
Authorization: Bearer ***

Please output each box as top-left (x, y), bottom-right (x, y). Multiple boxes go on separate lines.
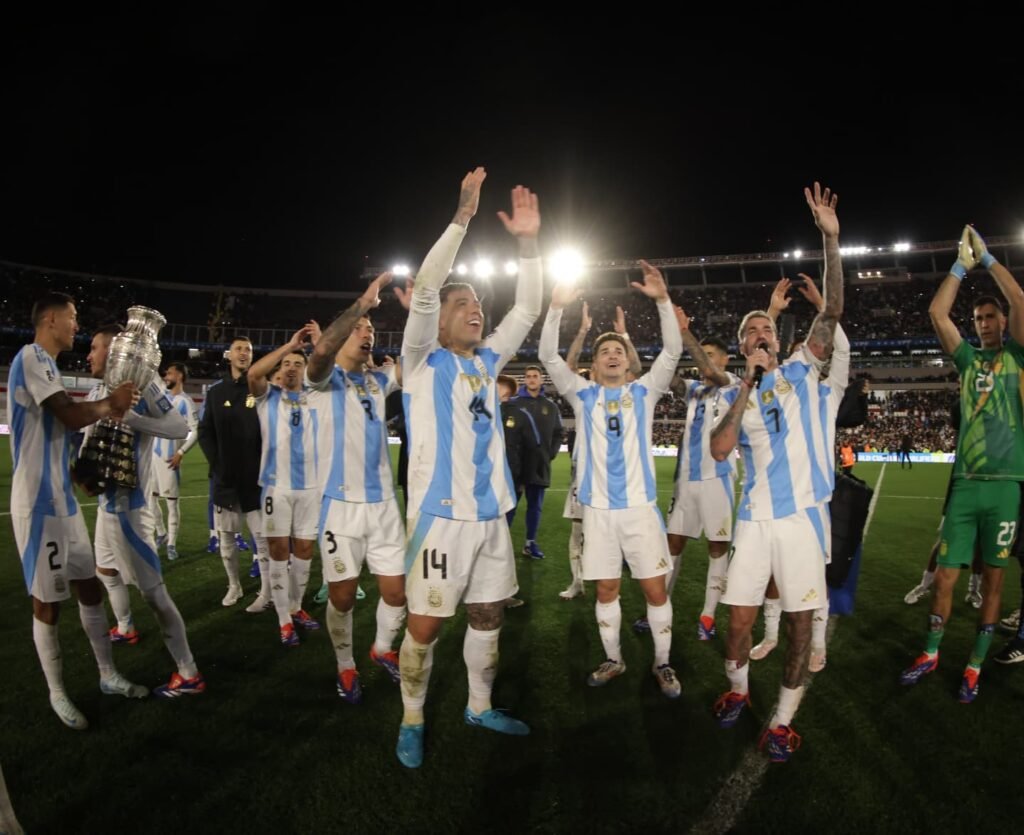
top-left (93, 323), bottom-right (125, 340)
top-left (973, 295), bottom-right (1004, 315)
top-left (31, 291), bottom-right (74, 327)
top-left (524, 365), bottom-right (543, 374)
top-left (497, 374), bottom-right (518, 393)
top-left (440, 282), bottom-right (476, 304)
top-left (700, 336), bottom-right (730, 355)
top-left (229, 335), bottom-right (253, 348)
top-left (593, 332), bottom-right (627, 354)
top-left (284, 350), bottom-right (307, 363)
top-left (166, 361), bottom-right (189, 382)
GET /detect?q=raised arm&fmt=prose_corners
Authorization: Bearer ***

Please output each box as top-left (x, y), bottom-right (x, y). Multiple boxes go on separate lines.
top-left (631, 260), bottom-right (681, 392)
top-left (308, 275), bottom-right (392, 384)
top-left (929, 226), bottom-right (974, 355)
top-left (484, 185), bottom-right (543, 369)
top-left (539, 282), bottom-right (584, 398)
top-left (967, 225), bottom-right (1024, 344)
top-left (250, 324), bottom-right (315, 395)
top-left (612, 305), bottom-right (643, 378)
top-left (803, 183), bottom-right (844, 357)
top-left (400, 168), bottom-right (484, 373)
top-left (565, 301), bottom-right (592, 373)
top-left (676, 305), bottom-right (731, 387)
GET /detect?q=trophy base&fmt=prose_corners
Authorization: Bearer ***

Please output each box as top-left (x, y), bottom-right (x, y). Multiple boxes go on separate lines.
top-left (73, 418), bottom-right (139, 495)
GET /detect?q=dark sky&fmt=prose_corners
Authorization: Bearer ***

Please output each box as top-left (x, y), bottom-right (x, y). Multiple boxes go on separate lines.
top-left (2, 23), bottom-right (1022, 290)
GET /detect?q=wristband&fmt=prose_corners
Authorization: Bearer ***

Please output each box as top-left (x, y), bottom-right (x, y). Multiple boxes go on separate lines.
top-left (980, 252), bottom-right (996, 269)
top-left (950, 262), bottom-right (968, 281)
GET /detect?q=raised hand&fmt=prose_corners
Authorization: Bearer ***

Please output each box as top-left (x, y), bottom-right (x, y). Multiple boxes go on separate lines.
top-left (966, 225), bottom-right (991, 266)
top-left (360, 271), bottom-right (393, 311)
top-left (769, 278), bottom-right (793, 316)
top-left (550, 281), bottom-right (582, 310)
top-left (287, 324), bottom-right (314, 350)
top-left (630, 260), bottom-right (669, 302)
top-left (804, 181), bottom-right (839, 239)
top-left (453, 167), bottom-right (487, 227)
top-left (392, 283), bottom-right (412, 311)
top-left (674, 305), bottom-right (691, 333)
top-left (497, 185), bottom-right (540, 238)
top-left (578, 301), bottom-right (592, 334)
top-left (613, 305), bottom-right (628, 335)
top-left (795, 273), bottom-right (825, 312)
top-left (307, 320), bottom-right (322, 346)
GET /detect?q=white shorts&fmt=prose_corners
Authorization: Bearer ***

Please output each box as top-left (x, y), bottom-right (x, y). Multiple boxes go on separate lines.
top-left (722, 503), bottom-right (831, 612)
top-left (152, 455), bottom-right (181, 499)
top-left (581, 504), bottom-right (671, 581)
top-left (319, 497), bottom-right (405, 583)
top-left (214, 505), bottom-right (262, 538)
top-left (666, 475), bottom-right (735, 541)
top-left (262, 486), bottom-right (319, 540)
top-left (94, 506), bottom-right (164, 592)
top-left (13, 512), bottom-right (95, 602)
top-left (404, 514), bottom-right (517, 617)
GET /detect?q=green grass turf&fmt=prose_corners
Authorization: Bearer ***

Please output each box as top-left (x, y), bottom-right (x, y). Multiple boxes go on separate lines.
top-left (1, 447), bottom-right (1021, 833)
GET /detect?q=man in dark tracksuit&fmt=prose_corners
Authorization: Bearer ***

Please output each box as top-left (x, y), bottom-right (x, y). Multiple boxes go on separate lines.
top-left (198, 336), bottom-right (268, 609)
top-left (514, 366), bottom-right (563, 559)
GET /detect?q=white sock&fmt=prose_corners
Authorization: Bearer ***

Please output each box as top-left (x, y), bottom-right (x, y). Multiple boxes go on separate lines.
top-left (268, 561), bottom-right (292, 627)
top-left (647, 600), bottom-right (673, 667)
top-left (969, 572), bottom-right (982, 594)
top-left (763, 597), bottom-right (782, 643)
top-left (595, 598), bottom-right (622, 662)
top-left (702, 555), bottom-right (728, 619)
top-left (78, 602), bottom-right (115, 678)
top-left (666, 551), bottom-right (684, 598)
top-left (464, 626), bottom-right (499, 715)
top-left (98, 572), bottom-right (134, 633)
top-left (209, 528), bottom-right (216, 539)
top-left (921, 570), bottom-right (935, 589)
top-left (290, 556), bottom-right (313, 612)
top-left (772, 684), bottom-right (805, 728)
top-left (254, 535), bottom-right (271, 599)
top-left (166, 499), bottom-right (180, 547)
top-left (568, 521), bottom-right (583, 587)
top-left (150, 495), bottom-right (166, 536)
top-left (327, 602), bottom-right (355, 670)
top-left (399, 631), bottom-right (435, 725)
top-left (374, 599), bottom-right (406, 654)
top-left (32, 618), bottom-right (65, 697)
top-left (142, 583), bottom-right (198, 679)
top-left (725, 658), bottom-right (749, 696)
top-left (217, 530), bottom-right (241, 589)
top-left (811, 599), bottom-right (829, 649)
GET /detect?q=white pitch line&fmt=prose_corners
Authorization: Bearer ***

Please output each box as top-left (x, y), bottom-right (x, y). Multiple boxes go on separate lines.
top-left (863, 463), bottom-right (887, 539)
top-left (691, 468), bottom-right (889, 834)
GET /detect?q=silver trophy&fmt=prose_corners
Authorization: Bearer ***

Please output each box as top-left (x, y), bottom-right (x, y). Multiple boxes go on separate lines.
top-left (75, 306), bottom-right (166, 494)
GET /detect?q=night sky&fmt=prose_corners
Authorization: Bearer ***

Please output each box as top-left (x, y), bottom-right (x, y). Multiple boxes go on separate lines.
top-left (2, 23), bottom-right (1022, 291)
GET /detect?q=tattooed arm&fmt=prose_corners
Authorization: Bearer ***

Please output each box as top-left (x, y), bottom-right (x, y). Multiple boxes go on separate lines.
top-left (676, 306), bottom-right (731, 387)
top-left (803, 182), bottom-right (844, 358)
top-left (308, 273), bottom-right (392, 385)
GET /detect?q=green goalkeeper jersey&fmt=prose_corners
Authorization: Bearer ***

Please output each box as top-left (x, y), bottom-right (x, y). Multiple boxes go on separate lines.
top-left (952, 337), bottom-right (1024, 480)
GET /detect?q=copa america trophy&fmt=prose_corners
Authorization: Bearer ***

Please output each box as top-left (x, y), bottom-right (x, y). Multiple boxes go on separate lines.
top-left (74, 306), bottom-right (166, 494)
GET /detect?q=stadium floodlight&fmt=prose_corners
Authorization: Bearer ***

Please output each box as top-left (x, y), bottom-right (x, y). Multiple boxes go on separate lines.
top-left (893, 242), bottom-right (911, 252)
top-left (391, 264), bottom-right (411, 277)
top-left (839, 245), bottom-right (869, 256)
top-left (793, 249), bottom-right (803, 259)
top-left (783, 252), bottom-right (790, 258)
top-left (549, 248), bottom-right (585, 285)
top-left (474, 259), bottom-right (494, 279)
top-left (504, 260), bottom-right (518, 276)
top-left (455, 264), bottom-right (469, 276)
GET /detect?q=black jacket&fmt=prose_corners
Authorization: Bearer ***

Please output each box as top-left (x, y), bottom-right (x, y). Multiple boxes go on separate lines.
top-left (513, 393), bottom-right (563, 487)
top-left (501, 401), bottom-right (538, 489)
top-left (198, 372), bottom-right (262, 512)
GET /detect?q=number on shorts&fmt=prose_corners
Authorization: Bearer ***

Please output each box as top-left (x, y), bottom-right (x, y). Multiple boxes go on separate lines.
top-left (361, 399), bottom-right (374, 421)
top-left (607, 415), bottom-right (621, 437)
top-left (422, 548), bottom-right (448, 580)
top-left (766, 407), bottom-right (780, 433)
top-left (46, 541), bottom-right (61, 571)
top-left (997, 521), bottom-right (1017, 547)
top-left (265, 496), bottom-right (273, 515)
top-left (325, 531), bottom-right (338, 554)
